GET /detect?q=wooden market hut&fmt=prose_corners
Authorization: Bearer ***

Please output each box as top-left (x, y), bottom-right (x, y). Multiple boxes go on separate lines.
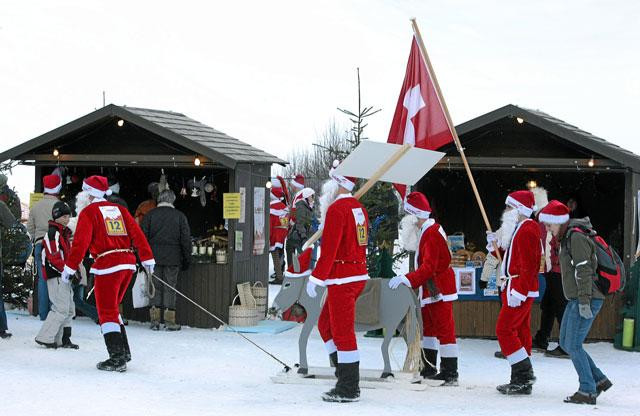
top-left (0, 104), bottom-right (286, 328)
top-left (418, 104), bottom-right (640, 341)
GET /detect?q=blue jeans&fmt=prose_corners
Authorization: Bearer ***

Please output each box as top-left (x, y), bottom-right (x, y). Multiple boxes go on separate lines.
top-left (0, 264), bottom-right (8, 332)
top-left (73, 283), bottom-right (98, 322)
top-left (559, 298), bottom-right (606, 395)
top-left (35, 242), bottom-right (50, 320)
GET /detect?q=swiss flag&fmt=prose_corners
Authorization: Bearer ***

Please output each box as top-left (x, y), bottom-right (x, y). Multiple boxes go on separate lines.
top-left (387, 36), bottom-right (454, 199)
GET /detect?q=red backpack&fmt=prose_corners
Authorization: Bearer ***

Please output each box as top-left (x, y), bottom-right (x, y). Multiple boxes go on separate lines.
top-left (566, 227), bottom-right (626, 295)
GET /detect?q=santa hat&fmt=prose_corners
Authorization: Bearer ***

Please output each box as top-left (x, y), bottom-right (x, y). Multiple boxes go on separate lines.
top-left (299, 187), bottom-right (315, 200)
top-left (505, 190), bottom-right (536, 217)
top-left (82, 175), bottom-right (112, 198)
top-left (271, 177), bottom-right (283, 188)
top-left (329, 160), bottom-right (357, 192)
top-left (404, 191), bottom-right (431, 219)
top-left (43, 174), bottom-right (62, 194)
top-left (271, 186), bottom-right (284, 200)
top-left (538, 200), bottom-right (570, 224)
top-left (291, 174), bottom-right (305, 190)
top-left (284, 248), bottom-right (313, 278)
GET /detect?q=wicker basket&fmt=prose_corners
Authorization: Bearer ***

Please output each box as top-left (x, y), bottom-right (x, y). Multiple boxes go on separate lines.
top-left (251, 282), bottom-right (268, 318)
top-left (228, 294), bottom-right (260, 327)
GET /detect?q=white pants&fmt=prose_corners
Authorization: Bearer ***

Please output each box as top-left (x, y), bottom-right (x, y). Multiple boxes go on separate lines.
top-left (36, 278), bottom-right (75, 345)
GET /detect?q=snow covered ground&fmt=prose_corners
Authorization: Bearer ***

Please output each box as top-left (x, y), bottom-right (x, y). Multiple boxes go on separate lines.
top-left (2, 302), bottom-right (639, 416)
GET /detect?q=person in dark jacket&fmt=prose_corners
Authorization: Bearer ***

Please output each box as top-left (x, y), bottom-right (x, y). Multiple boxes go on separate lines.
top-left (106, 177), bottom-right (129, 210)
top-left (286, 188), bottom-right (315, 266)
top-left (141, 189), bottom-right (191, 331)
top-left (538, 200), bottom-right (612, 405)
top-left (0, 200), bottom-right (16, 339)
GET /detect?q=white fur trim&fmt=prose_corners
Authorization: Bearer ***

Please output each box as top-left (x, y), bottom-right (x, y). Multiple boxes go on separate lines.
top-left (404, 201), bottom-right (431, 219)
top-left (506, 347), bottom-right (528, 365)
top-left (269, 242), bottom-right (284, 251)
top-left (63, 265), bottom-right (76, 275)
top-left (101, 322), bottom-right (121, 334)
top-left (284, 269), bottom-right (311, 278)
top-left (141, 259), bottom-right (155, 267)
top-left (90, 264), bottom-right (137, 275)
top-left (82, 182), bottom-right (110, 198)
top-left (422, 337), bottom-right (439, 350)
top-left (329, 168), bottom-right (356, 191)
top-left (440, 343), bottom-right (459, 358)
top-left (44, 183), bottom-right (62, 194)
top-left (420, 293), bottom-right (458, 306)
top-left (322, 274), bottom-right (369, 286)
top-left (528, 291), bottom-right (539, 298)
top-left (510, 289), bottom-right (527, 302)
top-left (324, 339), bottom-right (337, 354)
top-left (505, 195), bottom-right (533, 217)
top-left (538, 212), bottom-right (569, 224)
top-left (337, 350), bottom-right (359, 364)
top-left (308, 275), bottom-right (326, 287)
top-left (291, 179), bottom-right (304, 190)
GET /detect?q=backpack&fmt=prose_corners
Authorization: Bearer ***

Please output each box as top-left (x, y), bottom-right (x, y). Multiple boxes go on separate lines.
top-left (566, 226), bottom-right (625, 295)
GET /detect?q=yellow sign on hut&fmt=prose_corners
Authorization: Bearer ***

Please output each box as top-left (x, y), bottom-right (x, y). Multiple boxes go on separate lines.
top-left (29, 193), bottom-right (44, 209)
top-left (223, 193), bottom-right (242, 219)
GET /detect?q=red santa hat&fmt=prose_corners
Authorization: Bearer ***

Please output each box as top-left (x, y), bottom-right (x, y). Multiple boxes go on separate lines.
top-left (42, 174), bottom-right (62, 194)
top-left (403, 191), bottom-right (431, 219)
top-left (271, 186), bottom-right (284, 200)
top-left (505, 190), bottom-right (536, 217)
top-left (284, 248), bottom-right (313, 278)
top-left (538, 200), bottom-right (570, 224)
top-left (82, 175), bottom-right (112, 198)
top-left (329, 160), bottom-right (357, 192)
top-left (291, 174), bottom-right (305, 190)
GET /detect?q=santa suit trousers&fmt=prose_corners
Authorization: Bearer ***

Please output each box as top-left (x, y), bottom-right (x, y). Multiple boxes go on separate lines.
top-left (496, 291), bottom-right (535, 364)
top-left (318, 281), bottom-right (365, 363)
top-left (94, 269), bottom-right (134, 329)
top-left (421, 300), bottom-right (458, 357)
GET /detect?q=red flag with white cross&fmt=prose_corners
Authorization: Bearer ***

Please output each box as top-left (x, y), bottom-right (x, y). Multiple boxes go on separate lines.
top-left (387, 35), bottom-right (455, 199)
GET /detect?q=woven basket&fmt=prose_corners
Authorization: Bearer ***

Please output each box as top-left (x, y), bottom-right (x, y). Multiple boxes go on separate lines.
top-left (251, 282), bottom-right (268, 318)
top-left (228, 294), bottom-right (260, 327)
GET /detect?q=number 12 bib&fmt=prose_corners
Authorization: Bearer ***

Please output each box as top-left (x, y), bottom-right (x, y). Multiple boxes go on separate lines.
top-left (352, 208), bottom-right (367, 246)
top-left (99, 205), bottom-right (128, 236)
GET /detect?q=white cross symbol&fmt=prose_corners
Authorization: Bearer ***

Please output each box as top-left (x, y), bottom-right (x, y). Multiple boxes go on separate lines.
top-left (402, 84), bottom-right (426, 145)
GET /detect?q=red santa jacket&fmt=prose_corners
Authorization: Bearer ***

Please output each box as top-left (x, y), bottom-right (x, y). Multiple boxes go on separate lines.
top-left (269, 200), bottom-right (288, 250)
top-left (41, 220), bottom-right (72, 280)
top-left (405, 219), bottom-right (457, 305)
top-left (501, 218), bottom-right (542, 302)
top-left (63, 200), bottom-right (154, 276)
top-left (309, 194), bottom-right (369, 286)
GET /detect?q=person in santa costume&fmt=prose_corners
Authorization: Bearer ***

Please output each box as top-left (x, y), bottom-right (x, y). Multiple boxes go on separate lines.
top-left (269, 186), bottom-right (288, 284)
top-left (389, 191), bottom-right (459, 386)
top-left (489, 190), bottom-right (541, 395)
top-left (290, 173), bottom-right (305, 194)
top-left (307, 161), bottom-right (368, 403)
top-left (61, 176), bottom-right (155, 372)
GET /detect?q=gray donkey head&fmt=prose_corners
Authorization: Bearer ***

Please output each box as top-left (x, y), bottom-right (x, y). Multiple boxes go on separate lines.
top-left (272, 250), bottom-right (311, 314)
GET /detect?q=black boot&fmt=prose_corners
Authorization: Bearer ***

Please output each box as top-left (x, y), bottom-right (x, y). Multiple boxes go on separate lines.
top-left (0, 330), bottom-right (12, 339)
top-left (420, 348), bottom-right (438, 378)
top-left (322, 362), bottom-right (360, 403)
top-left (329, 351), bottom-right (338, 377)
top-left (431, 357), bottom-right (459, 386)
top-left (61, 327), bottom-right (79, 349)
top-left (120, 324), bottom-right (131, 362)
top-left (96, 332), bottom-right (127, 372)
top-left (497, 358), bottom-right (535, 395)
top-left (564, 391), bottom-right (596, 405)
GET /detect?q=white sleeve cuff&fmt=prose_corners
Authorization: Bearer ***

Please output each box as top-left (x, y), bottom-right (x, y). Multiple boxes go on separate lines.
top-left (141, 259), bottom-right (156, 267)
top-left (63, 265), bottom-right (76, 275)
top-left (510, 289), bottom-right (527, 302)
top-left (308, 275), bottom-right (326, 287)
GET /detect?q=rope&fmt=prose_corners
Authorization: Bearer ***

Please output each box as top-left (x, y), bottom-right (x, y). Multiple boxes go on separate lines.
top-left (150, 272), bottom-right (292, 372)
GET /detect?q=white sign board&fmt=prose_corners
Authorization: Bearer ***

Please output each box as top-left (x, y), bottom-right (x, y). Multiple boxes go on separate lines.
top-left (333, 141), bottom-right (445, 185)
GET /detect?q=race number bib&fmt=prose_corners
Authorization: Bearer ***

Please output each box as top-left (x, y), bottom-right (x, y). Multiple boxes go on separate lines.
top-left (280, 216), bottom-right (289, 227)
top-left (99, 206), bottom-right (128, 236)
top-left (352, 208), bottom-right (367, 246)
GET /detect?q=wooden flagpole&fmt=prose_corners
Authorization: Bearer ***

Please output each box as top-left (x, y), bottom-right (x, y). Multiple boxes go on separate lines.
top-left (302, 143), bottom-right (413, 250)
top-left (410, 18), bottom-right (502, 260)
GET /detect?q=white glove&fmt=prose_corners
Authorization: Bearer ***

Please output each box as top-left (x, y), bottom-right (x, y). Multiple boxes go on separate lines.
top-left (486, 231), bottom-right (497, 245)
top-left (507, 295), bottom-right (522, 308)
top-left (388, 275), bottom-right (411, 290)
top-left (144, 263), bottom-right (155, 276)
top-left (306, 280), bottom-right (318, 298)
top-left (60, 269), bottom-right (72, 284)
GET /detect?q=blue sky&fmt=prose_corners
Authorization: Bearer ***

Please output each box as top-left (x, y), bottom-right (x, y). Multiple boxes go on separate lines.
top-left (2, 0), bottom-right (639, 201)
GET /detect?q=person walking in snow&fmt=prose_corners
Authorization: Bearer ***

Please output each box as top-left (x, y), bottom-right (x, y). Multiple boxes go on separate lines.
top-left (61, 176), bottom-right (154, 372)
top-left (388, 191), bottom-right (459, 386)
top-left (538, 200), bottom-right (613, 405)
top-left (35, 201), bottom-right (79, 349)
top-left (306, 160), bottom-right (368, 403)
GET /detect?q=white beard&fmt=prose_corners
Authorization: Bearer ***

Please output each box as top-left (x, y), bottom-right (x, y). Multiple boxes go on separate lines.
top-left (319, 179), bottom-right (339, 228)
top-left (399, 214), bottom-right (420, 252)
top-left (75, 191), bottom-right (91, 214)
top-left (495, 208), bottom-right (519, 249)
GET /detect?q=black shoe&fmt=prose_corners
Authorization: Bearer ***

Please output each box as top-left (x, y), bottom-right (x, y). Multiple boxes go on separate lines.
top-left (61, 327), bottom-right (79, 349)
top-left (497, 382), bottom-right (532, 395)
top-left (35, 339), bottom-right (58, 349)
top-left (497, 358), bottom-right (535, 395)
top-left (97, 332), bottom-right (127, 372)
top-left (494, 350), bottom-right (506, 359)
top-left (420, 348), bottom-right (438, 378)
top-left (531, 338), bottom-right (548, 353)
top-left (564, 391), bottom-right (596, 405)
top-left (430, 357), bottom-right (458, 386)
top-left (329, 352), bottom-right (338, 377)
top-left (596, 378), bottom-right (613, 397)
top-left (120, 324), bottom-right (131, 362)
top-left (545, 346), bottom-right (569, 359)
top-left (0, 330), bottom-right (12, 339)
top-left (322, 361), bottom-right (360, 403)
